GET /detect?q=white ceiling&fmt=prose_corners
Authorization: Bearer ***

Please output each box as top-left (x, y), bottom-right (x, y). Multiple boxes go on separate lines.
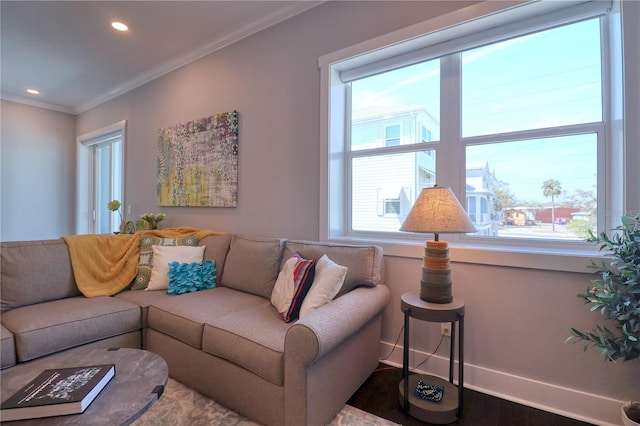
top-left (1, 1), bottom-right (322, 114)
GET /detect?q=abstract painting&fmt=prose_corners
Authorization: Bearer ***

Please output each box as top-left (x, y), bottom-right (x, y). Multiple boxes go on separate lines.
top-left (157, 111), bottom-right (238, 207)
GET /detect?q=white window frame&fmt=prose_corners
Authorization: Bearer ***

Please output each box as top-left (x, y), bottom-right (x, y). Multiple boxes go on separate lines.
top-left (76, 121), bottom-right (126, 234)
top-left (319, 0), bottom-right (637, 272)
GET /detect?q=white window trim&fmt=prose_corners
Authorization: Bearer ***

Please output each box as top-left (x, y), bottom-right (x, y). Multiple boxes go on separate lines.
top-left (76, 120), bottom-right (126, 234)
top-left (319, 0), bottom-right (637, 273)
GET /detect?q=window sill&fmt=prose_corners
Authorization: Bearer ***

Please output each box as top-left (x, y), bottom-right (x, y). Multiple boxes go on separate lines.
top-left (323, 236), bottom-right (603, 273)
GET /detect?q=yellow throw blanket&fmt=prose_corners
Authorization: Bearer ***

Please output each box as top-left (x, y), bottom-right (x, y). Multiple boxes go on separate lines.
top-left (62, 227), bottom-right (227, 297)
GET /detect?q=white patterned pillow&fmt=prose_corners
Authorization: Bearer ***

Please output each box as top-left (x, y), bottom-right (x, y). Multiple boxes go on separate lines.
top-left (147, 245), bottom-right (206, 291)
top-left (131, 235), bottom-right (199, 290)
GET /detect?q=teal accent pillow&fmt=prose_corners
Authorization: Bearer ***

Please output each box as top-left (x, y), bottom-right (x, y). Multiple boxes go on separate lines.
top-left (166, 260), bottom-right (216, 295)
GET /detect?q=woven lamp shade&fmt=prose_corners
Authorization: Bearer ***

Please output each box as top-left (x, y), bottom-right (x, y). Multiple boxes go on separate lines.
top-left (400, 186), bottom-right (476, 303)
top-left (399, 186), bottom-right (476, 235)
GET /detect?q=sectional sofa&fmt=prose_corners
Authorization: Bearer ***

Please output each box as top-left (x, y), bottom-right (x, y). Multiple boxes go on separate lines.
top-left (0, 232), bottom-right (389, 426)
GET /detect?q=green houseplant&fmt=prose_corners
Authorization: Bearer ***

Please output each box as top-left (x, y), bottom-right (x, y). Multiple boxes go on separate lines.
top-left (567, 214), bottom-right (640, 424)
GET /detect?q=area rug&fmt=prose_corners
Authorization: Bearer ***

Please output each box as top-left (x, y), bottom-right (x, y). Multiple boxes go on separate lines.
top-left (132, 378), bottom-right (400, 426)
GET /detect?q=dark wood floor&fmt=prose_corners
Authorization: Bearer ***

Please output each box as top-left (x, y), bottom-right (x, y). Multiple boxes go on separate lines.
top-left (348, 364), bottom-right (595, 426)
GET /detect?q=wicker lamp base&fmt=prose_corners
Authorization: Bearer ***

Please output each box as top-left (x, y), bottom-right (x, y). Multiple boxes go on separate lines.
top-left (420, 240), bottom-right (453, 303)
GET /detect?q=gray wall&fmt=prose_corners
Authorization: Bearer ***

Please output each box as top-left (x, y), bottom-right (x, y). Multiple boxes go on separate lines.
top-left (2, 1), bottom-right (638, 424)
top-left (1, 100), bottom-right (76, 241)
top-left (77, 1), bottom-right (472, 238)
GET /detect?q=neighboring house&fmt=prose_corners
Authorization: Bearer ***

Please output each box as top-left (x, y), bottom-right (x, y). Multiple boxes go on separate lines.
top-left (351, 106), bottom-right (499, 235)
top-left (502, 207), bottom-right (538, 226)
top-left (504, 208), bottom-right (527, 226)
top-left (466, 162), bottom-right (498, 236)
top-left (351, 105), bottom-right (437, 232)
top-left (536, 207), bottom-right (580, 224)
top-left (571, 211), bottom-right (593, 221)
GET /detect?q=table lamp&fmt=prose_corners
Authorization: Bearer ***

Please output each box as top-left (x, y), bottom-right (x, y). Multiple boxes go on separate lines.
top-left (400, 185), bottom-right (476, 303)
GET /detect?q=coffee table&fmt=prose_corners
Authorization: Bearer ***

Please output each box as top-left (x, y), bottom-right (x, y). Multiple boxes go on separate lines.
top-left (1, 348), bottom-right (168, 425)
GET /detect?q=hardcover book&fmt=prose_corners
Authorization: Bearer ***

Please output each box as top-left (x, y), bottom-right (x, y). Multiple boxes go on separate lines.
top-left (1, 364), bottom-right (115, 421)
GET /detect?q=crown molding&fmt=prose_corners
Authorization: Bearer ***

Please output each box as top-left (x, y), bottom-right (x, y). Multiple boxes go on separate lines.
top-left (1, 93), bottom-right (76, 115)
top-left (76, 1), bottom-right (324, 114)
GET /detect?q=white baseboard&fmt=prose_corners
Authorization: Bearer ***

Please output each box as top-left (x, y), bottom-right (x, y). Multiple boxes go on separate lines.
top-left (379, 341), bottom-right (624, 426)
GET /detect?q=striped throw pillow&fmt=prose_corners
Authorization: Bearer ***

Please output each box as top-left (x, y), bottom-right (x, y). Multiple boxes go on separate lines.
top-left (271, 253), bottom-right (317, 323)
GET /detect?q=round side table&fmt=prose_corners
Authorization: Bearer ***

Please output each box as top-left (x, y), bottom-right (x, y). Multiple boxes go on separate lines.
top-left (399, 291), bottom-right (465, 424)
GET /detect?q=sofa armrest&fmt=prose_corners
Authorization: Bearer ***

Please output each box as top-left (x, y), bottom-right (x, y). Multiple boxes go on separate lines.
top-left (285, 284), bottom-right (390, 364)
top-left (284, 284), bottom-right (390, 426)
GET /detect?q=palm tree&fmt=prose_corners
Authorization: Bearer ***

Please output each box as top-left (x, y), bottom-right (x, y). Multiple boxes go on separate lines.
top-left (542, 179), bottom-right (562, 231)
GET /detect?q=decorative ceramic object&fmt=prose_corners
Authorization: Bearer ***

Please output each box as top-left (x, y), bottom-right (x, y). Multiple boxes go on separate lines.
top-left (623, 402), bottom-right (640, 426)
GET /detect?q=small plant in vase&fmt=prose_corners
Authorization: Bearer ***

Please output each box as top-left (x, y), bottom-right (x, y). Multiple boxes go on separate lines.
top-left (140, 213), bottom-right (165, 230)
top-left (566, 214), bottom-right (640, 424)
top-left (107, 200), bottom-right (124, 234)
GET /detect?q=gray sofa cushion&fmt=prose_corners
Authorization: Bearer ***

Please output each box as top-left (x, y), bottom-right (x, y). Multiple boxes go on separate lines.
top-left (202, 303), bottom-right (291, 386)
top-left (147, 287), bottom-right (267, 349)
top-left (199, 234), bottom-right (233, 276)
top-left (114, 289), bottom-right (175, 328)
top-left (1, 323), bottom-right (16, 369)
top-left (1, 296), bottom-right (141, 362)
top-left (1, 240), bottom-right (80, 313)
top-left (282, 240), bottom-right (384, 296)
top-left (220, 236), bottom-right (283, 298)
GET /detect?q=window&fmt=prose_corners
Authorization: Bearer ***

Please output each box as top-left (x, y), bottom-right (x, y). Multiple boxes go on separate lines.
top-left (385, 125), bottom-right (401, 146)
top-left (94, 139), bottom-right (123, 233)
top-left (321, 0), bottom-right (625, 257)
top-left (421, 126), bottom-right (432, 143)
top-left (385, 199), bottom-right (401, 215)
top-left (348, 18), bottom-right (602, 242)
top-left (76, 121), bottom-right (126, 235)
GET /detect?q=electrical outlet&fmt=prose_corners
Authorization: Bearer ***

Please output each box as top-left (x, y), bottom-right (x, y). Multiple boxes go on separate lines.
top-left (441, 323), bottom-right (451, 336)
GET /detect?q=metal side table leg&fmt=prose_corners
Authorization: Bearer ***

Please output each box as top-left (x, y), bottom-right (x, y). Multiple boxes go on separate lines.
top-left (458, 312), bottom-right (465, 417)
top-left (403, 307), bottom-right (410, 412)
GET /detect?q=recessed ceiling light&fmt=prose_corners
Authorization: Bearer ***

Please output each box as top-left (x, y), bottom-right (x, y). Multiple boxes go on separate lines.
top-left (26, 89), bottom-right (40, 95)
top-left (111, 21), bottom-right (128, 32)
